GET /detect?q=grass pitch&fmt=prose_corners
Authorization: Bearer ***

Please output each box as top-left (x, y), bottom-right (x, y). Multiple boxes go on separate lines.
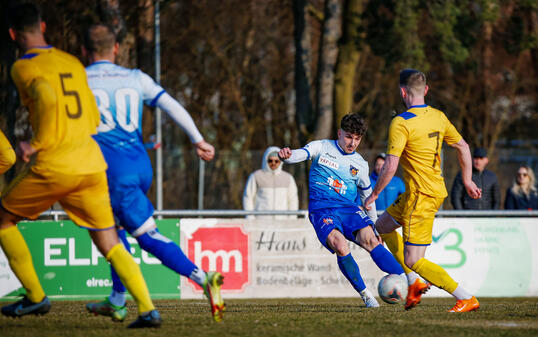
top-left (1, 297), bottom-right (537, 337)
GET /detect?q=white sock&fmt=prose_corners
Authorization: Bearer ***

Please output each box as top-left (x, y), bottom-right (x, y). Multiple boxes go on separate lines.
top-left (406, 271), bottom-right (419, 285)
top-left (108, 290), bottom-right (126, 307)
top-left (360, 288), bottom-right (371, 297)
top-left (451, 285), bottom-right (472, 300)
top-left (189, 267), bottom-right (207, 287)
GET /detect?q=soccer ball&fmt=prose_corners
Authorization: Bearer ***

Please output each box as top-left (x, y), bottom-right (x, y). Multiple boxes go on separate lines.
top-left (378, 274), bottom-right (408, 304)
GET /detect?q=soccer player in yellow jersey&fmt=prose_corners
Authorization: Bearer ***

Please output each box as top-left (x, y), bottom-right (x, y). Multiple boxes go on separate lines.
top-left (0, 130), bottom-right (16, 177)
top-left (0, 3), bottom-right (160, 328)
top-left (364, 69), bottom-right (482, 313)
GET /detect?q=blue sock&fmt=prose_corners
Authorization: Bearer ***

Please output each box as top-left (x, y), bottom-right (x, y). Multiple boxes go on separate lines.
top-left (370, 244), bottom-right (404, 275)
top-left (110, 228), bottom-right (129, 294)
top-left (137, 228), bottom-right (197, 277)
top-left (337, 253), bottom-right (366, 293)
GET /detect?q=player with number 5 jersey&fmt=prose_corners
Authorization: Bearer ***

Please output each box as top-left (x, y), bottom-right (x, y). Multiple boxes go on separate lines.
top-left (1, 3), bottom-right (159, 328)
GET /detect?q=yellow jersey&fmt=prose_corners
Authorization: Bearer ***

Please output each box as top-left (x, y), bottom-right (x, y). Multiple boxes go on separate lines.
top-left (387, 105), bottom-right (462, 198)
top-left (0, 130), bottom-right (16, 175)
top-left (11, 46), bottom-right (106, 175)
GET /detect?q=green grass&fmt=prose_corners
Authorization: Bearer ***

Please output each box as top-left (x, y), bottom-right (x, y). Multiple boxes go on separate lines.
top-left (1, 297), bottom-right (537, 337)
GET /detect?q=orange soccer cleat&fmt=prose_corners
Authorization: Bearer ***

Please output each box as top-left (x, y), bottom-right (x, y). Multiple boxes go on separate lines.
top-left (448, 296), bottom-right (480, 312)
top-left (405, 279), bottom-right (431, 310)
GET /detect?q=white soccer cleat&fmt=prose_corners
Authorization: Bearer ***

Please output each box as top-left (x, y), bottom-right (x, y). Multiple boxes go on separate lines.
top-left (360, 288), bottom-right (380, 308)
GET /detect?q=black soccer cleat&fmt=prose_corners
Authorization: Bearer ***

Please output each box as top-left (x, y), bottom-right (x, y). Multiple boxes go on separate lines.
top-left (127, 309), bottom-right (162, 328)
top-left (1, 296), bottom-right (51, 317)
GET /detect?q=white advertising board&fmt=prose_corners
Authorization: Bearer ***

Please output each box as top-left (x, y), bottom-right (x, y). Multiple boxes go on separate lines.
top-left (179, 218), bottom-right (538, 299)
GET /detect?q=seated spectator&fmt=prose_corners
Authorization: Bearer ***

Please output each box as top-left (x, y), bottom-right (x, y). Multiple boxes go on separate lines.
top-left (451, 147), bottom-right (500, 209)
top-left (505, 165), bottom-right (538, 210)
top-left (243, 146), bottom-right (299, 219)
top-left (369, 153), bottom-right (405, 211)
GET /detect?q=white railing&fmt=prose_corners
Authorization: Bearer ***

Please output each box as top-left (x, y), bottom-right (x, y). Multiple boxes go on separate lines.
top-left (36, 209), bottom-right (538, 221)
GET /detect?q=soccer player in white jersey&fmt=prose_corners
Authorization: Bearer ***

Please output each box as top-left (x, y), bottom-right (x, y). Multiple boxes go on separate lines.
top-left (82, 24), bottom-right (224, 322)
top-left (279, 113), bottom-right (406, 307)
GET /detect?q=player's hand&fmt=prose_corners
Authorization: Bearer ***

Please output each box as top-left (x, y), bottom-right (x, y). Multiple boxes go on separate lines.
top-left (464, 181), bottom-right (482, 199)
top-left (195, 140), bottom-right (215, 161)
top-left (278, 147), bottom-right (292, 160)
top-left (363, 194), bottom-right (377, 211)
top-left (16, 141), bottom-right (36, 163)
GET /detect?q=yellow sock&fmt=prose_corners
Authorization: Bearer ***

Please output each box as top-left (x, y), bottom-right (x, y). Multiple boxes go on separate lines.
top-left (0, 226), bottom-right (45, 303)
top-left (412, 258), bottom-right (458, 293)
top-left (106, 243), bottom-right (154, 314)
top-left (380, 230), bottom-right (413, 274)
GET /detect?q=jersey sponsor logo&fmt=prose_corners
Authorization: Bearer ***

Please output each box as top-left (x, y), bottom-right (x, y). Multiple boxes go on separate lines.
top-left (187, 226), bottom-right (249, 291)
top-left (349, 165), bottom-right (358, 177)
top-left (319, 156), bottom-right (339, 170)
top-left (322, 218), bottom-right (333, 226)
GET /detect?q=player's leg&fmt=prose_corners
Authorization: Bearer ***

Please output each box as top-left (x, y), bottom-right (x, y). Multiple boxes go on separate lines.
top-left (379, 193), bottom-right (431, 307)
top-left (354, 225), bottom-right (405, 276)
top-left (61, 172), bottom-right (160, 327)
top-left (87, 227), bottom-right (130, 321)
top-left (0, 170), bottom-right (55, 317)
top-left (111, 174), bottom-right (224, 321)
top-left (88, 228), bottom-right (160, 327)
top-left (310, 210), bottom-right (378, 308)
top-left (402, 194), bottom-right (478, 312)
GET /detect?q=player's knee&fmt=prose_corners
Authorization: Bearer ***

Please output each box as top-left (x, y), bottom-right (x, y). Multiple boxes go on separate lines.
top-left (328, 235), bottom-right (349, 256)
top-left (137, 228), bottom-right (172, 252)
top-left (404, 255), bottom-right (418, 270)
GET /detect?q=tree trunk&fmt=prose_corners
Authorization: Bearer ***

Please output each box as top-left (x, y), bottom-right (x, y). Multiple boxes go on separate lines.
top-left (334, 0), bottom-right (363, 124)
top-left (293, 0), bottom-right (314, 143)
top-left (313, 0), bottom-right (341, 140)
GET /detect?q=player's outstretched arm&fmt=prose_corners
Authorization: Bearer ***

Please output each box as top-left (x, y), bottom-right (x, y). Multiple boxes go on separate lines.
top-left (450, 139), bottom-right (481, 199)
top-left (278, 147), bottom-right (308, 164)
top-left (156, 92), bottom-right (204, 144)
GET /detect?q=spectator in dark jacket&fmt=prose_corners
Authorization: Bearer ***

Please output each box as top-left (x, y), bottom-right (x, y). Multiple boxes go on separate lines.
top-left (505, 165), bottom-right (538, 210)
top-left (451, 147), bottom-right (500, 209)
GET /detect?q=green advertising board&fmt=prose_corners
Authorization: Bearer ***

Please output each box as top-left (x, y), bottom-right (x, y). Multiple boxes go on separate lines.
top-left (2, 219), bottom-right (181, 300)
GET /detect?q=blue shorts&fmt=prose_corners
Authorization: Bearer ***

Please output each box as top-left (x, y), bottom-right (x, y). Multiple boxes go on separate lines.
top-left (308, 206), bottom-right (373, 254)
top-left (108, 171), bottom-right (154, 235)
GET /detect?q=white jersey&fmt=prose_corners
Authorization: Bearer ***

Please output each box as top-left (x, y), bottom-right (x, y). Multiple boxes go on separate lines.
top-left (285, 139), bottom-right (376, 219)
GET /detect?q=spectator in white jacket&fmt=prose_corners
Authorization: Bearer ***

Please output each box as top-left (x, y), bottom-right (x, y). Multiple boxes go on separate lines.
top-left (243, 146), bottom-right (299, 219)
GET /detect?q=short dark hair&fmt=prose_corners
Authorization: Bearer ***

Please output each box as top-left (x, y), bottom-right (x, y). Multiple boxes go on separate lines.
top-left (9, 3), bottom-right (41, 32)
top-left (399, 68), bottom-right (427, 97)
top-left (340, 113), bottom-right (367, 137)
top-left (84, 23), bottom-right (116, 54)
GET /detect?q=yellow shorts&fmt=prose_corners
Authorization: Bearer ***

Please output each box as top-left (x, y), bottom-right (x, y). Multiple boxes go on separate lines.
top-left (1, 168), bottom-right (114, 230)
top-left (386, 190), bottom-right (444, 245)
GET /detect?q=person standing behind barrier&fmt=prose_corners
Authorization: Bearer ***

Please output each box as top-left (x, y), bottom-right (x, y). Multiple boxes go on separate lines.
top-left (369, 153), bottom-right (405, 211)
top-left (0, 4), bottom-right (160, 328)
top-left (451, 147), bottom-right (500, 209)
top-left (364, 69), bottom-right (482, 312)
top-left (243, 146), bottom-right (299, 219)
top-left (505, 166), bottom-right (538, 210)
top-left (82, 24), bottom-right (225, 323)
